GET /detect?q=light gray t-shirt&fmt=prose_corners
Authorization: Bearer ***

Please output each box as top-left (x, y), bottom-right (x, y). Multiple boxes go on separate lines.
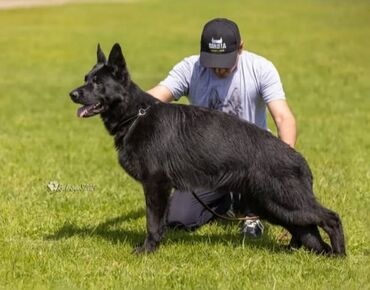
top-left (159, 51), bottom-right (285, 130)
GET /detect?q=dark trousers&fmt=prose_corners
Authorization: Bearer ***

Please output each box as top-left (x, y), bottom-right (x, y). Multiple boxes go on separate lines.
top-left (167, 189), bottom-right (256, 230)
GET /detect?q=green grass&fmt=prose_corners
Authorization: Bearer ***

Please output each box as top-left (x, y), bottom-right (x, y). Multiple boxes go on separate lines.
top-left (0, 0), bottom-right (369, 289)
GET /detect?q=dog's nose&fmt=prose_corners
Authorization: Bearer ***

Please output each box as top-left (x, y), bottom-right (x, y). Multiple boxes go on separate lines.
top-left (70, 90), bottom-right (79, 100)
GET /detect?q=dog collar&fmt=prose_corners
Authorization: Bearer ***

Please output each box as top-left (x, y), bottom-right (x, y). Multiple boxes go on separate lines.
top-left (138, 106), bottom-right (150, 117)
top-left (115, 106), bottom-right (152, 134)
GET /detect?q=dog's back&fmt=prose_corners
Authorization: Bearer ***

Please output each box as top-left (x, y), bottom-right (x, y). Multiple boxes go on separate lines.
top-left (121, 102), bottom-right (312, 194)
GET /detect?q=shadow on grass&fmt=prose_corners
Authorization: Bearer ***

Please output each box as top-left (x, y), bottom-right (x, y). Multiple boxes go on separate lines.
top-left (44, 208), bottom-right (291, 254)
top-left (44, 208), bottom-right (146, 246)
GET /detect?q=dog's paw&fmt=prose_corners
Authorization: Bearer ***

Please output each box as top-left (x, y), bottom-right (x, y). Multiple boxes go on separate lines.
top-left (132, 245), bottom-right (146, 255)
top-left (132, 244), bottom-right (157, 255)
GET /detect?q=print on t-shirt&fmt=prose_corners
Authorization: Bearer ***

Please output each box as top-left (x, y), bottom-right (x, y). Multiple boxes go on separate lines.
top-left (208, 87), bottom-right (242, 118)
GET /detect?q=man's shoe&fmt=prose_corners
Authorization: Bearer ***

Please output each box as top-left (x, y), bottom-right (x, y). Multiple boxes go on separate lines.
top-left (241, 219), bottom-right (264, 238)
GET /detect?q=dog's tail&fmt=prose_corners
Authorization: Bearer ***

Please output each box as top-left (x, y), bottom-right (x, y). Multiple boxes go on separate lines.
top-left (318, 207), bottom-right (346, 256)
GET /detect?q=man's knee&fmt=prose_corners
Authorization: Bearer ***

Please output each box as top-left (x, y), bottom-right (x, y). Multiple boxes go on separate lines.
top-left (167, 190), bottom-right (212, 230)
top-left (166, 189), bottom-right (231, 230)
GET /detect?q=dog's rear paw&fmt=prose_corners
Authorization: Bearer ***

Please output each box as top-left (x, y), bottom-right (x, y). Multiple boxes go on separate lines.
top-left (132, 244), bottom-right (158, 255)
top-left (132, 245), bottom-right (146, 255)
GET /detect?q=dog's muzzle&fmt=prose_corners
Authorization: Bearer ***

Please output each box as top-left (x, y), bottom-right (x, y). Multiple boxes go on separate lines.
top-left (69, 90), bottom-right (104, 118)
top-left (69, 90), bottom-right (80, 102)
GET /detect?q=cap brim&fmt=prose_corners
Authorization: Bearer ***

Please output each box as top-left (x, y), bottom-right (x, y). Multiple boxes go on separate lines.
top-left (200, 51), bottom-right (238, 69)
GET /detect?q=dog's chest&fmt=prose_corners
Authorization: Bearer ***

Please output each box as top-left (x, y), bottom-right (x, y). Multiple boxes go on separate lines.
top-left (117, 146), bottom-right (145, 181)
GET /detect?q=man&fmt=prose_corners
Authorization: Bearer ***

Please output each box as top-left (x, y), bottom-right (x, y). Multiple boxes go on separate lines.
top-left (147, 18), bottom-right (296, 238)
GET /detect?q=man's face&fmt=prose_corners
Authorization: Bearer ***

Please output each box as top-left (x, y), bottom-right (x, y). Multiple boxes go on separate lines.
top-left (212, 42), bottom-right (243, 79)
top-left (213, 65), bottom-right (237, 79)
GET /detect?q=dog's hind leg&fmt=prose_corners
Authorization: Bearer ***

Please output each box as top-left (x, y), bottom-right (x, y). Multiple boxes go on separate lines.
top-left (255, 186), bottom-right (346, 256)
top-left (285, 229), bottom-right (302, 250)
top-left (268, 205), bottom-right (343, 256)
top-left (319, 208), bottom-right (346, 256)
top-left (134, 181), bottom-right (171, 254)
top-left (256, 195), bottom-right (339, 255)
top-left (287, 225), bottom-right (332, 255)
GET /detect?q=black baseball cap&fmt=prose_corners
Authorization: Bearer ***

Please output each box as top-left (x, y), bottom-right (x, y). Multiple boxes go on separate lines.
top-left (200, 18), bottom-right (241, 69)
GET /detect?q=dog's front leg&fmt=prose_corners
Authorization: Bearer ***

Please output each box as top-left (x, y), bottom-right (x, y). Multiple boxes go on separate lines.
top-left (134, 182), bottom-right (171, 254)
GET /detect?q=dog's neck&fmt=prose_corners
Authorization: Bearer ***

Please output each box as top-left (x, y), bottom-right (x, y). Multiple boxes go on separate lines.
top-left (100, 81), bottom-right (158, 137)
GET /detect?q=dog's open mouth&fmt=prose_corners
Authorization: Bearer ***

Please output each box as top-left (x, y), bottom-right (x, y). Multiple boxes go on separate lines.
top-left (77, 103), bottom-right (104, 118)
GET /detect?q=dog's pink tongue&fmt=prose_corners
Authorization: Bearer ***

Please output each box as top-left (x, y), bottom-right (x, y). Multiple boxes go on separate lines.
top-left (77, 106), bottom-right (87, 118)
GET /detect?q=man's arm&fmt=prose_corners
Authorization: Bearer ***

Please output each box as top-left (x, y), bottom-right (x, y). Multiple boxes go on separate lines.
top-left (147, 56), bottom-right (194, 103)
top-left (267, 99), bottom-right (297, 148)
top-left (147, 85), bottom-right (174, 103)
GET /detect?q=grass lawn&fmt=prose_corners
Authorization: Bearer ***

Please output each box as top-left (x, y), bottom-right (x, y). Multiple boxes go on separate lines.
top-left (0, 0), bottom-right (369, 289)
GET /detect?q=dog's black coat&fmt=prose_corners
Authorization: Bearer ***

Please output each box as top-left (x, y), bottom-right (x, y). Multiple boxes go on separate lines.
top-left (69, 43), bottom-right (346, 256)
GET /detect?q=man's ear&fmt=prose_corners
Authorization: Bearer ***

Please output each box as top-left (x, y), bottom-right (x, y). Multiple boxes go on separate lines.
top-left (97, 43), bottom-right (107, 64)
top-left (108, 43), bottom-right (127, 78)
top-left (238, 41), bottom-right (244, 54)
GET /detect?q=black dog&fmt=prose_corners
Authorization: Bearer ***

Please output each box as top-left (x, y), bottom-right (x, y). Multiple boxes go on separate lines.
top-left (69, 43), bottom-right (346, 256)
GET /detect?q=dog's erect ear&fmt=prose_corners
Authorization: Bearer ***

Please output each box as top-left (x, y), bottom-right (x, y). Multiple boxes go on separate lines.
top-left (97, 43), bottom-right (107, 64)
top-left (108, 43), bottom-right (127, 77)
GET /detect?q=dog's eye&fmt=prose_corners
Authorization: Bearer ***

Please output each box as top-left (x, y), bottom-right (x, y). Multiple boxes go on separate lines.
top-left (92, 75), bottom-right (99, 83)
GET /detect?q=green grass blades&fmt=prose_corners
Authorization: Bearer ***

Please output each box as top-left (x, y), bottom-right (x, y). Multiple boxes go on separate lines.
top-left (0, 0), bottom-right (370, 289)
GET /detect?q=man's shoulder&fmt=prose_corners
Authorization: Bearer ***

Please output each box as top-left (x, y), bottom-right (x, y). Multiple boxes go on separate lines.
top-left (240, 51), bottom-right (273, 66)
top-left (171, 55), bottom-right (201, 75)
top-left (181, 55), bottom-right (200, 66)
top-left (240, 51), bottom-right (278, 75)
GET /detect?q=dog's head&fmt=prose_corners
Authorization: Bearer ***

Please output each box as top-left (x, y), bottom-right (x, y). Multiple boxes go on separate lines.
top-left (69, 43), bottom-right (129, 118)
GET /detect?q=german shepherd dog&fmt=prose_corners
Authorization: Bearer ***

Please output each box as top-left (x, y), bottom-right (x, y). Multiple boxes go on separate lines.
top-left (69, 43), bottom-right (346, 256)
